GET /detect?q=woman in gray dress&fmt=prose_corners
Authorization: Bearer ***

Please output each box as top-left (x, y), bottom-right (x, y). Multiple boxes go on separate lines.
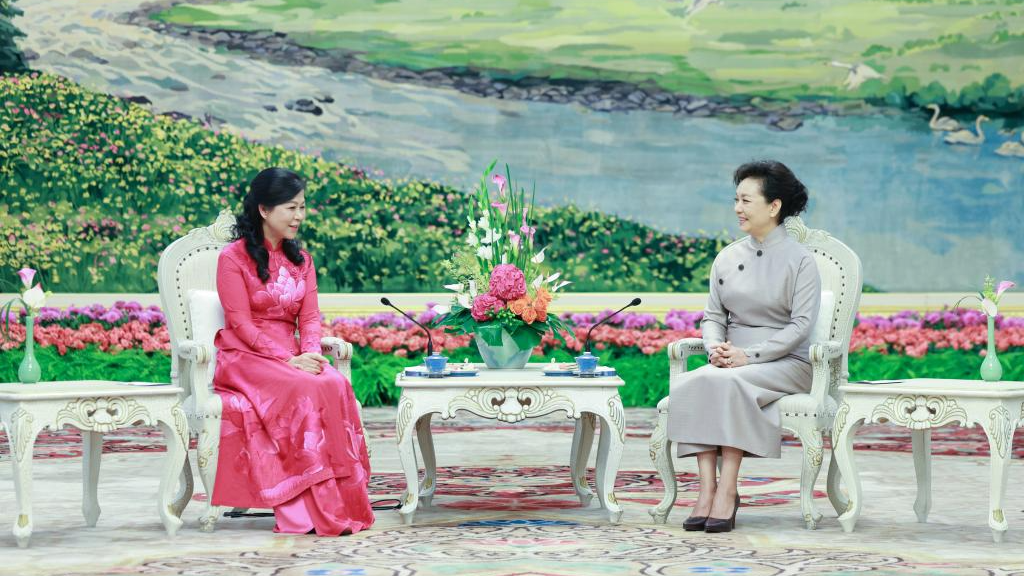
top-left (667, 160), bottom-right (820, 533)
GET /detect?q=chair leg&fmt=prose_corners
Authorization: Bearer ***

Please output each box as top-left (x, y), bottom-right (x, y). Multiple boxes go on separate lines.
top-left (648, 406), bottom-right (677, 524)
top-left (796, 422), bottom-right (824, 530)
top-left (826, 449), bottom-right (848, 515)
top-left (197, 410), bottom-right (225, 533)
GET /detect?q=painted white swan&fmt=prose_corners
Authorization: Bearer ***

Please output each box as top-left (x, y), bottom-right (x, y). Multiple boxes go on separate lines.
top-left (926, 104), bottom-right (961, 132)
top-left (943, 115), bottom-right (989, 145)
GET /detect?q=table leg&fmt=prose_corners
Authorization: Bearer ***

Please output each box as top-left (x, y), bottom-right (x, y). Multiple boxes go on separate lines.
top-left (7, 409), bottom-right (42, 548)
top-left (595, 406), bottom-right (624, 524)
top-left (416, 414), bottom-right (436, 508)
top-left (396, 397), bottom-right (420, 525)
top-left (833, 403), bottom-right (864, 533)
top-left (82, 431), bottom-right (102, 527)
top-left (570, 413), bottom-right (596, 508)
top-left (156, 407), bottom-right (188, 537)
top-left (911, 429), bottom-right (931, 523)
top-left (980, 407), bottom-right (1016, 543)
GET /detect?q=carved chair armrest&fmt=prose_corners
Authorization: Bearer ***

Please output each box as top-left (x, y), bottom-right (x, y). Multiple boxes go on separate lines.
top-left (177, 339), bottom-right (215, 408)
top-left (320, 336), bottom-right (353, 379)
top-left (808, 340), bottom-right (844, 408)
top-left (668, 338), bottom-right (706, 376)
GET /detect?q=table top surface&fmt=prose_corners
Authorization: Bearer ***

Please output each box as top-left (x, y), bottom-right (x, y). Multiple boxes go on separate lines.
top-left (0, 381), bottom-right (182, 401)
top-left (396, 363), bottom-right (625, 388)
top-left (840, 378), bottom-right (1024, 398)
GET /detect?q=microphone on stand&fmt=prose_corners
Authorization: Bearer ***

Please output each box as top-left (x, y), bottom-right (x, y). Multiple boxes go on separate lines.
top-left (583, 298), bottom-right (642, 353)
top-left (381, 297), bottom-right (435, 357)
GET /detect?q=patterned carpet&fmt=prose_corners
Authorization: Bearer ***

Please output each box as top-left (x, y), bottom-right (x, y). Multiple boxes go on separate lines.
top-left (2, 418), bottom-right (1018, 461)
top-left (55, 518), bottom-right (1024, 576)
top-left (3, 411), bottom-right (1023, 575)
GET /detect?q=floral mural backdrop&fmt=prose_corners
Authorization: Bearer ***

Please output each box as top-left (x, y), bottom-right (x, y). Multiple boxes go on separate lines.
top-left (1, 0), bottom-right (1023, 398)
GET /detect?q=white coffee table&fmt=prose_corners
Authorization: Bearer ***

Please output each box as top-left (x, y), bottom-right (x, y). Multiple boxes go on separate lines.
top-left (832, 378), bottom-right (1024, 542)
top-left (394, 363), bottom-right (626, 524)
top-left (0, 381), bottom-right (189, 547)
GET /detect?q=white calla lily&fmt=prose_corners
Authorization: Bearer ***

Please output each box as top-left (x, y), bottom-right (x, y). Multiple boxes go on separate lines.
top-left (431, 304), bottom-right (451, 315)
top-left (457, 294), bottom-right (471, 308)
top-left (22, 285), bottom-right (46, 310)
top-left (545, 272), bottom-right (561, 283)
top-left (982, 297), bottom-right (998, 317)
top-left (443, 283), bottom-right (464, 292)
top-left (553, 280), bottom-right (572, 292)
top-left (476, 246), bottom-right (493, 260)
top-left (532, 275), bottom-right (544, 288)
top-left (531, 247), bottom-right (546, 264)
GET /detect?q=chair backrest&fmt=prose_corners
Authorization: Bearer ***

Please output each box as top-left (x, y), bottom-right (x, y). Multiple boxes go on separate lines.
top-left (156, 210), bottom-right (236, 400)
top-left (784, 216), bottom-right (863, 397)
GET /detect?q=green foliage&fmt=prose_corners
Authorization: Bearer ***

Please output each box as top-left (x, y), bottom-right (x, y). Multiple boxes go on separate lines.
top-left (860, 72), bottom-right (1024, 114)
top-left (0, 73), bottom-right (727, 293)
top-left (7, 346), bottom-right (1020, 408)
top-left (0, 0), bottom-right (27, 74)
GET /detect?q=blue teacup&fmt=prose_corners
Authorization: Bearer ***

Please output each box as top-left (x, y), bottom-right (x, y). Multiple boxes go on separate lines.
top-left (575, 351), bottom-right (599, 376)
top-left (424, 354), bottom-right (448, 377)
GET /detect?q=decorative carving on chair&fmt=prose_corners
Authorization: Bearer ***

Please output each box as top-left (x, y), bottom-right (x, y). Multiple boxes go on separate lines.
top-left (209, 209), bottom-right (236, 242)
top-left (833, 402), bottom-right (851, 436)
top-left (986, 406), bottom-right (1014, 459)
top-left (55, 397), bottom-right (152, 433)
top-left (870, 395), bottom-right (967, 429)
top-left (446, 387), bottom-right (576, 423)
top-left (785, 216), bottom-right (832, 245)
top-left (9, 408), bottom-right (35, 463)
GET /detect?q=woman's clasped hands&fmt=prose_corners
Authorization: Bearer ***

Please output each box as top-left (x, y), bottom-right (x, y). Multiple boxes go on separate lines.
top-left (709, 341), bottom-right (748, 369)
top-left (288, 352), bottom-right (329, 374)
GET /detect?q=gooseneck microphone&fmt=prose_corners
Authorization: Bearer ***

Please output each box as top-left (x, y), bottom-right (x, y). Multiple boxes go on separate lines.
top-left (583, 298), bottom-right (642, 353)
top-left (381, 297), bottom-right (435, 357)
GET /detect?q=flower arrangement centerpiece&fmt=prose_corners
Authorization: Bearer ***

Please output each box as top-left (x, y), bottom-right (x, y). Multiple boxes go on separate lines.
top-left (1, 268), bottom-right (51, 383)
top-left (955, 276), bottom-right (1015, 382)
top-left (433, 161), bottom-right (572, 368)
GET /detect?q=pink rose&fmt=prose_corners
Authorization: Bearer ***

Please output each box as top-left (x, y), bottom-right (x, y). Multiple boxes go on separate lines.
top-left (488, 264), bottom-right (527, 301)
top-left (471, 293), bottom-right (504, 321)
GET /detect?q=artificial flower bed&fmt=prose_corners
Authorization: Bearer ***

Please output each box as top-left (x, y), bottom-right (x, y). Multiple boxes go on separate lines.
top-left (2, 303), bottom-right (1022, 407)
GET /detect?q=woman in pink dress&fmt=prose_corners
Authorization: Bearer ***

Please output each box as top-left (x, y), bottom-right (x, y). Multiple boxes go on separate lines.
top-left (211, 167), bottom-right (374, 535)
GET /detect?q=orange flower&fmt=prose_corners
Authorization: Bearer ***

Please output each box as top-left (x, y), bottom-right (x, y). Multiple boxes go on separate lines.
top-left (508, 296), bottom-right (532, 316)
top-left (522, 306), bottom-right (537, 324)
top-left (535, 287), bottom-right (552, 306)
top-left (533, 297), bottom-right (548, 322)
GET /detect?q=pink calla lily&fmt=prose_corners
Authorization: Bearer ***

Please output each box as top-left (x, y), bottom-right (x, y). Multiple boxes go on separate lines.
top-left (996, 281), bottom-right (1015, 298)
top-left (17, 268), bottom-right (35, 289)
top-left (490, 202), bottom-right (508, 215)
top-left (491, 174), bottom-right (507, 194)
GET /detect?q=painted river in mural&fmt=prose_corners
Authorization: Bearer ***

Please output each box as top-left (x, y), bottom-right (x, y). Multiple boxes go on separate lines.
top-left (19, 0), bottom-right (1024, 291)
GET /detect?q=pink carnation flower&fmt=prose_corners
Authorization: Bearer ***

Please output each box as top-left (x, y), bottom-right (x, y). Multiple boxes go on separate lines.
top-left (488, 264), bottom-right (527, 301)
top-left (471, 293), bottom-right (504, 321)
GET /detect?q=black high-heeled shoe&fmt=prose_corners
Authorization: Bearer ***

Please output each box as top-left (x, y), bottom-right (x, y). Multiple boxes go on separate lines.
top-left (682, 515), bottom-right (708, 531)
top-left (704, 493), bottom-right (740, 533)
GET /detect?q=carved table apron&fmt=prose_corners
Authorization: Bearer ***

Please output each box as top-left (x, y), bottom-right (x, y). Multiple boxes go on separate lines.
top-left (832, 378), bottom-right (1024, 543)
top-left (0, 381), bottom-right (188, 548)
top-left (394, 363), bottom-right (626, 524)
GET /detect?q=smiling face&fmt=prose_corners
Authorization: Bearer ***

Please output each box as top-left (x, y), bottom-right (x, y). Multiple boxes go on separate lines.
top-left (259, 190), bottom-right (306, 246)
top-left (734, 177), bottom-right (781, 239)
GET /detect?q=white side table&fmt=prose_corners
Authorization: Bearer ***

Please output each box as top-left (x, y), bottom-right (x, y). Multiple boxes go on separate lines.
top-left (833, 378), bottom-right (1024, 542)
top-left (394, 363), bottom-right (626, 524)
top-left (0, 381), bottom-right (189, 548)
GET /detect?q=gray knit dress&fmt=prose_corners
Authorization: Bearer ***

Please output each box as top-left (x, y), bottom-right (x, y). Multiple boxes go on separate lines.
top-left (667, 224), bottom-right (821, 458)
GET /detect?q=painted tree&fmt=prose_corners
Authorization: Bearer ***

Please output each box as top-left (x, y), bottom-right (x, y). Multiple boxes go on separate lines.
top-left (0, 0), bottom-right (27, 73)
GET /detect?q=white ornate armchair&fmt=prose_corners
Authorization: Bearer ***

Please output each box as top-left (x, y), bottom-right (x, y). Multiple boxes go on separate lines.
top-left (648, 216), bottom-right (863, 529)
top-left (156, 210), bottom-right (357, 532)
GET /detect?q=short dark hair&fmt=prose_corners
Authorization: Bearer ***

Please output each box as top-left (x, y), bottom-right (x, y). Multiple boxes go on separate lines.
top-left (732, 160), bottom-right (809, 221)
